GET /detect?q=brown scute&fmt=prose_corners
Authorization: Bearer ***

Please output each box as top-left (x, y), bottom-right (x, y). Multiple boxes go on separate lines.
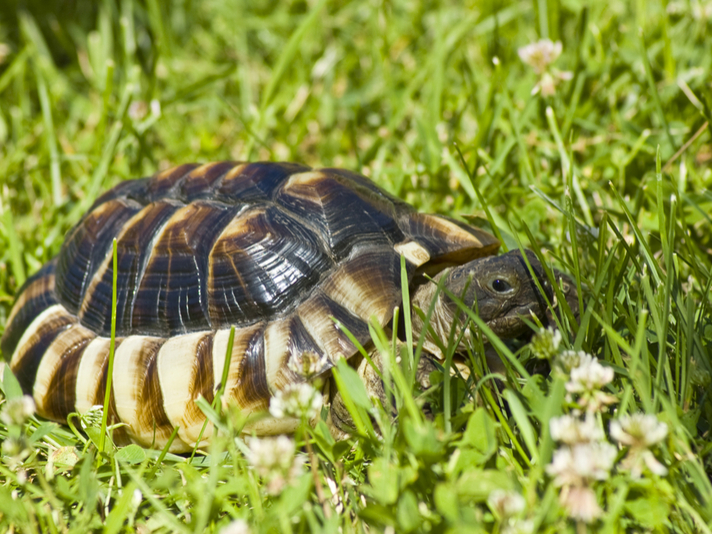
top-left (218, 161), bottom-right (310, 202)
top-left (133, 339), bottom-right (173, 443)
top-left (297, 292), bottom-right (371, 362)
top-left (277, 171), bottom-right (405, 260)
top-left (56, 198), bottom-right (143, 315)
top-left (131, 201), bottom-right (236, 335)
top-left (78, 200), bottom-right (182, 336)
top-left (180, 161), bottom-right (243, 200)
top-left (93, 339), bottom-right (131, 446)
top-left (2, 260), bottom-right (58, 359)
top-left (10, 306), bottom-right (76, 395)
top-left (264, 316), bottom-right (326, 392)
top-left (179, 334), bottom-right (216, 430)
top-left (320, 248), bottom-right (404, 327)
top-left (40, 326), bottom-right (96, 422)
top-left (89, 178), bottom-right (150, 210)
top-left (145, 163), bottom-right (201, 201)
top-left (399, 212), bottom-right (500, 272)
top-left (208, 205), bottom-right (333, 327)
top-left (230, 326), bottom-right (271, 413)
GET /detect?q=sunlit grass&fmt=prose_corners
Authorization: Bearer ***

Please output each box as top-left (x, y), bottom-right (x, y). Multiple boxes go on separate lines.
top-left (1, 0), bottom-right (711, 532)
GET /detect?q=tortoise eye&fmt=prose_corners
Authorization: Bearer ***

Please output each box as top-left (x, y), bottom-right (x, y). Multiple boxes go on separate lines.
top-left (491, 278), bottom-right (513, 293)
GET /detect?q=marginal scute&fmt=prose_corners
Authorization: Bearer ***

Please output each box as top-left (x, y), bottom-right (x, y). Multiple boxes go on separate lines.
top-left (33, 324), bottom-right (96, 420)
top-left (297, 292), bottom-right (371, 361)
top-left (74, 336), bottom-right (112, 414)
top-left (320, 248), bottom-right (405, 327)
top-left (400, 212), bottom-right (500, 271)
top-left (157, 331), bottom-right (215, 448)
top-left (112, 335), bottom-right (174, 448)
top-left (263, 316), bottom-right (324, 393)
top-left (2, 260), bottom-right (58, 359)
top-left (213, 324), bottom-right (271, 414)
top-left (10, 305), bottom-right (76, 394)
top-left (394, 241), bottom-right (431, 267)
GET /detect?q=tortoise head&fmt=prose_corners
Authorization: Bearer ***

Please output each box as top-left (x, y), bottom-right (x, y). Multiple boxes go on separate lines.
top-left (441, 249), bottom-right (554, 339)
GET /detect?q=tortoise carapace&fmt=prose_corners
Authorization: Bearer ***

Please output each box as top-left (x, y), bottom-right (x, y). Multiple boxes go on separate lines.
top-left (2, 162), bottom-right (559, 451)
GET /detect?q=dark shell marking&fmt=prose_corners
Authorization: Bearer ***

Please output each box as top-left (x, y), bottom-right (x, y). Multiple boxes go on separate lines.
top-left (1, 162), bottom-right (499, 452)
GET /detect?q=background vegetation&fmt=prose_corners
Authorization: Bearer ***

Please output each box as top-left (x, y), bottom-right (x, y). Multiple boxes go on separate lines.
top-left (0, 0), bottom-right (711, 532)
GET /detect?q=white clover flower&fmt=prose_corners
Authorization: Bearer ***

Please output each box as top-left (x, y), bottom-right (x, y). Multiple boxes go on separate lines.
top-left (530, 327), bottom-right (562, 360)
top-left (269, 382), bottom-right (323, 420)
top-left (550, 414), bottom-right (604, 445)
top-left (488, 490), bottom-right (526, 519)
top-left (246, 435), bottom-right (296, 476)
top-left (220, 519), bottom-right (251, 534)
top-left (553, 350), bottom-right (590, 374)
top-left (0, 396), bottom-right (36, 426)
top-left (565, 356), bottom-right (617, 412)
top-left (567, 358), bottom-right (614, 392)
top-left (610, 414), bottom-right (669, 478)
top-left (287, 351), bottom-right (331, 379)
top-left (546, 442), bottom-right (617, 487)
top-left (610, 414), bottom-right (668, 449)
top-left (245, 435), bottom-right (305, 495)
top-left (559, 485), bottom-right (602, 523)
top-left (518, 39), bottom-right (563, 74)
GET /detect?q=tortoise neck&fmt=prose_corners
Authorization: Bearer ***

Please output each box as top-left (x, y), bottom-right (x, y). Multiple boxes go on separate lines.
top-left (409, 271), bottom-right (458, 359)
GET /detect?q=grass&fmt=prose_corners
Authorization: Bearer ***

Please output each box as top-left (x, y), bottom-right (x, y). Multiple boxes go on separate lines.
top-left (1, 0), bottom-right (711, 532)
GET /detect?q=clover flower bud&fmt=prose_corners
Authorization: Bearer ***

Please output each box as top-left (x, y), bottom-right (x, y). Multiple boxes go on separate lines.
top-left (246, 436), bottom-right (305, 495)
top-left (550, 414), bottom-right (604, 445)
top-left (610, 414), bottom-right (668, 478)
top-left (559, 486), bottom-right (602, 523)
top-left (546, 442), bottom-right (617, 487)
top-left (518, 39), bottom-right (563, 74)
top-left (530, 327), bottom-right (562, 360)
top-left (288, 351), bottom-right (330, 379)
top-left (488, 489), bottom-right (526, 519)
top-left (269, 382), bottom-right (323, 420)
top-left (1, 395), bottom-right (36, 426)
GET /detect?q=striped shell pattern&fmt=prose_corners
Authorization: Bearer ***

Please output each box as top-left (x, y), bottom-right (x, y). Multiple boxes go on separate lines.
top-left (2, 162), bottom-right (499, 452)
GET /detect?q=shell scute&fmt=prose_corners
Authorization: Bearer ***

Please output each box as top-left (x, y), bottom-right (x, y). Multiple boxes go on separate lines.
top-left (56, 198), bottom-right (143, 316)
top-left (145, 163), bottom-right (201, 202)
top-left (277, 170), bottom-right (405, 260)
top-left (217, 161), bottom-right (310, 203)
top-left (180, 161), bottom-right (241, 201)
top-left (78, 200), bottom-right (183, 335)
top-left (208, 205), bottom-right (334, 326)
top-left (131, 201), bottom-right (237, 336)
top-left (2, 259), bottom-right (58, 359)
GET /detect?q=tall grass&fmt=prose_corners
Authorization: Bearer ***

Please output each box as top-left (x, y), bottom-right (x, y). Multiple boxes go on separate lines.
top-left (0, 0), bottom-right (711, 532)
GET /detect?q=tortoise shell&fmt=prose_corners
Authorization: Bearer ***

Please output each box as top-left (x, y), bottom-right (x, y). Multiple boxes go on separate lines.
top-left (1, 162), bottom-right (499, 451)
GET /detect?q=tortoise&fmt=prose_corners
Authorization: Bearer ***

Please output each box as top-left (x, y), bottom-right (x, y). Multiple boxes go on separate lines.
top-left (1, 161), bottom-right (562, 452)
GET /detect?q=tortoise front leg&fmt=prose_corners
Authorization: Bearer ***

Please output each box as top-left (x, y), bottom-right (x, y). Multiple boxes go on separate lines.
top-left (326, 347), bottom-right (441, 439)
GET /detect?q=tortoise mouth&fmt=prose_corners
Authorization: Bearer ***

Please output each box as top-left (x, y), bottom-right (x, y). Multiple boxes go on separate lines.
top-left (485, 302), bottom-right (544, 338)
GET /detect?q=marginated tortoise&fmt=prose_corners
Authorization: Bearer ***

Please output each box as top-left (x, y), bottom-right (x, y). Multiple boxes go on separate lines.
top-left (1, 162), bottom-right (561, 452)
